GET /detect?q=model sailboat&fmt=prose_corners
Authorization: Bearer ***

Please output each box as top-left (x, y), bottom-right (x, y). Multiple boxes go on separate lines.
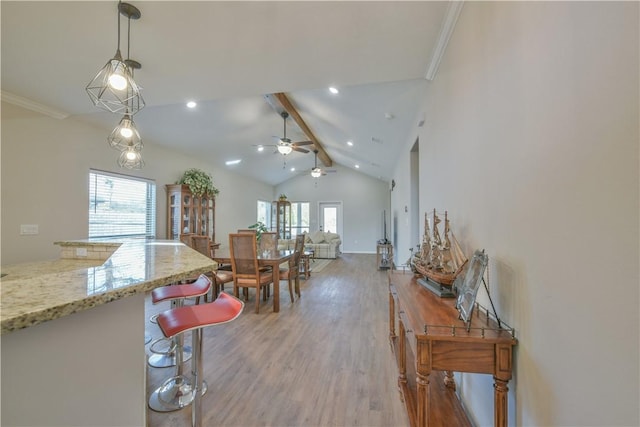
top-left (413, 209), bottom-right (468, 287)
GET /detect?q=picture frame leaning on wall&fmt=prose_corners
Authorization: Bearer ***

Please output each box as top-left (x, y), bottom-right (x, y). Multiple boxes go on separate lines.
top-left (455, 249), bottom-right (489, 326)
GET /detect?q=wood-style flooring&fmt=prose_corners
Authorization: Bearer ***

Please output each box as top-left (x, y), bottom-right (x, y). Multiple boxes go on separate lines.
top-left (145, 253), bottom-right (409, 427)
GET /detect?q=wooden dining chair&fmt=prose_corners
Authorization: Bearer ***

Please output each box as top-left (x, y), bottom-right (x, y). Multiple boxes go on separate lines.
top-left (278, 234), bottom-right (305, 303)
top-left (228, 233), bottom-right (273, 313)
top-left (191, 235), bottom-right (212, 258)
top-left (258, 232), bottom-right (278, 253)
top-left (180, 233), bottom-right (195, 248)
top-left (192, 235), bottom-right (233, 300)
top-left (237, 229), bottom-right (257, 234)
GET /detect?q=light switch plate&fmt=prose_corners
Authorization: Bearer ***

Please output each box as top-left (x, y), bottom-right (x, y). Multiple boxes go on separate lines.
top-left (76, 248), bottom-right (88, 257)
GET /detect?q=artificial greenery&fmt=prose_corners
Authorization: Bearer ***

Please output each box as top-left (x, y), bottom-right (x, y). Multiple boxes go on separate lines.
top-left (177, 168), bottom-right (219, 197)
top-left (248, 221), bottom-right (269, 241)
top-left (279, 193), bottom-right (287, 200)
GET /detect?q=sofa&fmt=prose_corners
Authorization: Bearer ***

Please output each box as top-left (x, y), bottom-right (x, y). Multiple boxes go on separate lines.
top-left (278, 231), bottom-right (342, 259)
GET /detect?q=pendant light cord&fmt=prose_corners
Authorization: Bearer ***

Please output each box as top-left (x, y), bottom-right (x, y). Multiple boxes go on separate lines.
top-left (116, 0), bottom-right (122, 53)
top-left (127, 14), bottom-right (131, 60)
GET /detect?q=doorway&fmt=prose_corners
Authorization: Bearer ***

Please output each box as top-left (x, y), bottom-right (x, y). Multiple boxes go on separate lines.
top-left (318, 202), bottom-right (343, 237)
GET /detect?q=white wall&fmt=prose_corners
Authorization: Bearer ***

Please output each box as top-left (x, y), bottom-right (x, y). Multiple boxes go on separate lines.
top-left (1, 108), bottom-right (273, 264)
top-left (392, 2), bottom-right (639, 426)
top-left (276, 164), bottom-right (390, 253)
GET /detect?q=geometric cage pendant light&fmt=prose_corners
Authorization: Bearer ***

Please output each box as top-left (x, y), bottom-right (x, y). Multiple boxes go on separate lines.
top-left (86, 1), bottom-right (144, 115)
top-left (117, 144), bottom-right (145, 170)
top-left (107, 114), bottom-right (143, 151)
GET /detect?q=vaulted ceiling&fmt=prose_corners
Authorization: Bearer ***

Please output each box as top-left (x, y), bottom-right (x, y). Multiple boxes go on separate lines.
top-left (1, 1), bottom-right (460, 185)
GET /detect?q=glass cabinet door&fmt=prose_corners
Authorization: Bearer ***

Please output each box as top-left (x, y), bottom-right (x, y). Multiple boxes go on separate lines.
top-left (271, 200), bottom-right (291, 240)
top-left (166, 185), bottom-right (216, 243)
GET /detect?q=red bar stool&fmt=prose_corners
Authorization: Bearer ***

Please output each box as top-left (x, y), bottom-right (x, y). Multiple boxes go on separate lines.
top-left (147, 275), bottom-right (211, 370)
top-left (150, 292), bottom-right (244, 426)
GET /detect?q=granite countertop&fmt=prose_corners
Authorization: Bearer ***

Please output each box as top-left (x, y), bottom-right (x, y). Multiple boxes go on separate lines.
top-left (0, 239), bottom-right (218, 334)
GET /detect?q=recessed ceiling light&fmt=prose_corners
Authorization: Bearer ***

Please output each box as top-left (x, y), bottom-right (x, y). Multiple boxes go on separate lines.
top-left (257, 145), bottom-right (264, 152)
top-left (347, 141), bottom-right (353, 146)
top-left (186, 101), bottom-right (197, 109)
top-left (290, 167), bottom-right (296, 172)
top-left (355, 164), bottom-right (360, 169)
top-left (329, 87), bottom-right (339, 94)
top-left (225, 159), bottom-right (241, 166)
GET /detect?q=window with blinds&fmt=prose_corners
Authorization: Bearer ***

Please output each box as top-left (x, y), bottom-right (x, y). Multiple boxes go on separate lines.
top-left (257, 200), bottom-right (271, 226)
top-left (89, 170), bottom-right (156, 239)
top-left (291, 202), bottom-right (310, 237)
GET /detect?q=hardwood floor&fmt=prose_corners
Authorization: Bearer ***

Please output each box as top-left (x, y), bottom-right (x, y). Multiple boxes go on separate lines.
top-left (145, 253), bottom-right (409, 427)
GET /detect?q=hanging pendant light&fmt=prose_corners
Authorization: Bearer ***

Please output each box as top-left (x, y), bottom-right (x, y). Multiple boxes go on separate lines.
top-left (117, 143), bottom-right (145, 169)
top-left (107, 113), bottom-right (143, 151)
top-left (107, 7), bottom-right (144, 162)
top-left (86, 1), bottom-right (144, 115)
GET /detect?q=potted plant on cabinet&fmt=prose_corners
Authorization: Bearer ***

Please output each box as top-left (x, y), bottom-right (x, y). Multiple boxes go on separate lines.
top-left (177, 168), bottom-right (219, 198)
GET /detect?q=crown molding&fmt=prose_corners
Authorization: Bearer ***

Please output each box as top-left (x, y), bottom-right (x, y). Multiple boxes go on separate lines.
top-left (1, 91), bottom-right (69, 120)
top-left (424, 1), bottom-right (464, 81)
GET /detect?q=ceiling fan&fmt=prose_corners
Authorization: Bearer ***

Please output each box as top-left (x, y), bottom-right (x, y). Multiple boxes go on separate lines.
top-left (255, 112), bottom-right (314, 155)
top-left (310, 149), bottom-right (336, 178)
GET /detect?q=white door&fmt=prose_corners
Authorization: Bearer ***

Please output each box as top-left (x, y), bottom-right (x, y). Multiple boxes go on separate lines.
top-left (318, 202), bottom-right (342, 237)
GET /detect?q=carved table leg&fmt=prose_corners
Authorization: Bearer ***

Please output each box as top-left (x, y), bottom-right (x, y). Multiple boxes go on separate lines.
top-left (444, 370), bottom-right (456, 391)
top-left (493, 377), bottom-right (509, 427)
top-left (417, 371), bottom-right (430, 427)
top-left (398, 320), bottom-right (407, 393)
top-left (389, 292), bottom-right (396, 345)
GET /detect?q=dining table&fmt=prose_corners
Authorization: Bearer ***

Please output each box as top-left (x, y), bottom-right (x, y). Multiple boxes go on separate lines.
top-left (211, 248), bottom-right (293, 312)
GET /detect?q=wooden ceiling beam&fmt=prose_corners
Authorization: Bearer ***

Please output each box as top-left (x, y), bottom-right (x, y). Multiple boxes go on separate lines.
top-left (270, 92), bottom-right (333, 167)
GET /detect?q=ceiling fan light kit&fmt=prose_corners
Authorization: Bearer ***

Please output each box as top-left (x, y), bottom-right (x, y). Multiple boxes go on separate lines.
top-left (277, 142), bottom-right (293, 155)
top-left (86, 1), bottom-right (146, 169)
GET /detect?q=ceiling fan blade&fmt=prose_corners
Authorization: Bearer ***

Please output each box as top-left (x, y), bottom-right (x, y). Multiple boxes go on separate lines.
top-left (292, 140), bottom-right (313, 147)
top-left (292, 147), bottom-right (310, 153)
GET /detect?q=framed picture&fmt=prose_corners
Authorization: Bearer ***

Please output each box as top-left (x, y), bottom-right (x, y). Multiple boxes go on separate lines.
top-left (455, 249), bottom-right (488, 325)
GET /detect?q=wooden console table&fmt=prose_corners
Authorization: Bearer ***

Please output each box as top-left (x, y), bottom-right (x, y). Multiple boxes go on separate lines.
top-left (388, 270), bottom-right (517, 427)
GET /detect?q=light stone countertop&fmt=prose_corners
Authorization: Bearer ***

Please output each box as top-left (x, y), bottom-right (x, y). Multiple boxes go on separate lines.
top-left (0, 239), bottom-right (218, 334)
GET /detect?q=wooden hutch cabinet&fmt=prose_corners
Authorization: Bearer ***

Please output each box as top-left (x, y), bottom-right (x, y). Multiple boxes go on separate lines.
top-left (271, 200), bottom-right (291, 240)
top-left (166, 184), bottom-right (215, 242)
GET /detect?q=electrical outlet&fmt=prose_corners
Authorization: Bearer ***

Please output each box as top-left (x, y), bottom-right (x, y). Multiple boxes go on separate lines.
top-left (76, 248), bottom-right (88, 257)
top-left (20, 224), bottom-right (39, 235)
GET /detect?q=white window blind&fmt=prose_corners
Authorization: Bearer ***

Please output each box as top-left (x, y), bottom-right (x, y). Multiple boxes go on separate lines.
top-left (89, 170), bottom-right (156, 239)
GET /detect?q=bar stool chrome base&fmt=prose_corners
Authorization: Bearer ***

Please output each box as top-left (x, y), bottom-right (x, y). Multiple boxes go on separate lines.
top-left (148, 338), bottom-right (192, 368)
top-left (148, 377), bottom-right (208, 412)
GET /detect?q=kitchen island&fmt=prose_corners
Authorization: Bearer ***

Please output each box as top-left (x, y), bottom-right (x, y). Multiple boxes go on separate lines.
top-left (1, 239), bottom-right (217, 427)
